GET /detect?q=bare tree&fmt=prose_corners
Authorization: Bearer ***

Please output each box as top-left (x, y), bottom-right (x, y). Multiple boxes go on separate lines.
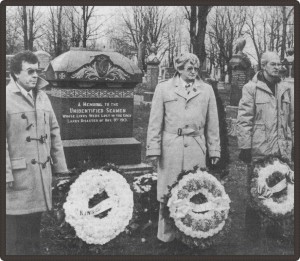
top-left (280, 6), bottom-right (294, 60)
top-left (47, 6), bottom-right (66, 56)
top-left (114, 6), bottom-right (170, 70)
top-left (207, 6), bottom-right (247, 81)
top-left (245, 6), bottom-right (294, 69)
top-left (184, 6), bottom-right (211, 70)
top-left (17, 6), bottom-right (44, 51)
top-left (6, 7), bottom-right (23, 54)
top-left (64, 6), bottom-right (105, 48)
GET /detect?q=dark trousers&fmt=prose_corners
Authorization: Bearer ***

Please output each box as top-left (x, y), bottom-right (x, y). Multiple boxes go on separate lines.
top-left (245, 164), bottom-right (261, 236)
top-left (6, 212), bottom-right (42, 255)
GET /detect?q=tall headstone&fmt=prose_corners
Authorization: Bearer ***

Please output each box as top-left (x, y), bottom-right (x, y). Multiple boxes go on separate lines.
top-left (229, 38), bottom-right (251, 106)
top-left (144, 43), bottom-right (160, 102)
top-left (137, 37), bottom-right (146, 72)
top-left (34, 50), bottom-right (51, 70)
top-left (146, 43), bottom-right (160, 92)
top-left (45, 48), bottom-right (143, 167)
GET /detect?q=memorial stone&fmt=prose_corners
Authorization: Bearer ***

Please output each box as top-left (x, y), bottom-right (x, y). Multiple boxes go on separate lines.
top-left (146, 43), bottom-right (160, 92)
top-left (229, 39), bottom-right (251, 106)
top-left (34, 50), bottom-right (51, 70)
top-left (164, 67), bottom-right (176, 80)
top-left (45, 48), bottom-right (143, 167)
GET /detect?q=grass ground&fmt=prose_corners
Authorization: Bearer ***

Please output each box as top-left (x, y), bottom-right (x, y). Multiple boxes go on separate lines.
top-left (40, 104), bottom-right (294, 256)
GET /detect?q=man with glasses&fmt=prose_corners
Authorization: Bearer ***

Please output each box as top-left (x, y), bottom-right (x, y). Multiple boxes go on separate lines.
top-left (146, 52), bottom-right (220, 244)
top-left (237, 51), bottom-right (294, 238)
top-left (6, 51), bottom-right (68, 254)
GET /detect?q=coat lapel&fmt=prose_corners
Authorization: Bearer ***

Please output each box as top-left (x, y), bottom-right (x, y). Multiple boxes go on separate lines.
top-left (174, 77), bottom-right (188, 99)
top-left (186, 79), bottom-right (203, 102)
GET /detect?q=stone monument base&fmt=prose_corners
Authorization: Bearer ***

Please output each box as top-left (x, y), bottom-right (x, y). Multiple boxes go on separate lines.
top-left (143, 91), bottom-right (154, 102)
top-left (62, 137), bottom-right (141, 167)
top-left (119, 163), bottom-right (153, 175)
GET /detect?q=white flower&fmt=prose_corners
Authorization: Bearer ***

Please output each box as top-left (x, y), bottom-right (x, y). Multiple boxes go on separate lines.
top-left (255, 159), bottom-right (294, 215)
top-left (168, 170), bottom-right (231, 239)
top-left (132, 172), bottom-right (157, 194)
top-left (63, 169), bottom-right (133, 245)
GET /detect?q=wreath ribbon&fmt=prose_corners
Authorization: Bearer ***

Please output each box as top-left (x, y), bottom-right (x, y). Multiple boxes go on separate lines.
top-left (168, 197), bottom-right (230, 219)
top-left (79, 198), bottom-right (115, 216)
top-left (258, 178), bottom-right (288, 199)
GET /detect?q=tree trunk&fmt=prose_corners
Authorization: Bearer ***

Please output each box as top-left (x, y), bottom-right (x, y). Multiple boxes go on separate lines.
top-left (82, 6), bottom-right (87, 48)
top-left (22, 6), bottom-right (28, 50)
top-left (281, 6), bottom-right (287, 60)
top-left (56, 6), bottom-right (63, 56)
top-left (28, 7), bottom-right (34, 51)
top-left (196, 7), bottom-right (210, 69)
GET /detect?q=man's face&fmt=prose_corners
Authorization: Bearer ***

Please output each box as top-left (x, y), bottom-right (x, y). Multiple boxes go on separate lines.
top-left (15, 61), bottom-right (39, 91)
top-left (263, 54), bottom-right (281, 79)
top-left (179, 61), bottom-right (199, 83)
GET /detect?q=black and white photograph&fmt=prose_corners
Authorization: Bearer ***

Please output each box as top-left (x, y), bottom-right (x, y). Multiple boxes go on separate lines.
top-left (2, 2), bottom-right (298, 259)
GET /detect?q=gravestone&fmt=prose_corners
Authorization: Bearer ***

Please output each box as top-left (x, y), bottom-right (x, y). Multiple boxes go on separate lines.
top-left (45, 48), bottom-right (143, 167)
top-left (229, 39), bottom-right (251, 106)
top-left (225, 106), bottom-right (238, 137)
top-left (34, 50), bottom-right (51, 70)
top-left (146, 43), bottom-right (160, 91)
top-left (164, 67), bottom-right (176, 80)
top-left (144, 44), bottom-right (160, 102)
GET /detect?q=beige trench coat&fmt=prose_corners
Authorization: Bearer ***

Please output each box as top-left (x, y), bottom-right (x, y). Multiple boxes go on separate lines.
top-left (147, 76), bottom-right (220, 201)
top-left (236, 73), bottom-right (294, 162)
top-left (6, 77), bottom-right (68, 215)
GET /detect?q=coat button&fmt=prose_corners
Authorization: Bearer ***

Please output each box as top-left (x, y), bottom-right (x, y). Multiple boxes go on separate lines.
top-left (184, 144), bottom-right (188, 147)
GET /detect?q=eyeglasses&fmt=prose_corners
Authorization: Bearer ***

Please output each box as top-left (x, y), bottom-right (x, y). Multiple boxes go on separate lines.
top-left (20, 69), bottom-right (39, 75)
top-left (27, 69), bottom-right (39, 75)
top-left (269, 63), bottom-right (281, 68)
top-left (186, 67), bottom-right (199, 72)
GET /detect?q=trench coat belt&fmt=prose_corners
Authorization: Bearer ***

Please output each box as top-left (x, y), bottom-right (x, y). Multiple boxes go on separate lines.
top-left (164, 125), bottom-right (203, 136)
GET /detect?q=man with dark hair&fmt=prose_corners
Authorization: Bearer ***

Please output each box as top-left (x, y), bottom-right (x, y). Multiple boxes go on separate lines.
top-left (146, 52), bottom-right (220, 243)
top-left (237, 51), bottom-right (294, 238)
top-left (6, 50), bottom-right (68, 254)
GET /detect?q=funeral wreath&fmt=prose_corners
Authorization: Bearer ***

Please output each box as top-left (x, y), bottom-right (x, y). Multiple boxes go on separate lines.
top-left (63, 169), bottom-right (134, 245)
top-left (249, 156), bottom-right (294, 236)
top-left (165, 167), bottom-right (231, 249)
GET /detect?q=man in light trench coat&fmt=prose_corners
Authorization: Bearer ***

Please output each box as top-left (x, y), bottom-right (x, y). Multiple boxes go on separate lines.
top-left (6, 51), bottom-right (68, 254)
top-left (236, 51), bottom-right (294, 238)
top-left (146, 53), bottom-right (221, 243)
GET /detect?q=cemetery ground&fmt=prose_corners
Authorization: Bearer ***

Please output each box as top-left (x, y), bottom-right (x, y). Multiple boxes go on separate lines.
top-left (40, 104), bottom-right (294, 256)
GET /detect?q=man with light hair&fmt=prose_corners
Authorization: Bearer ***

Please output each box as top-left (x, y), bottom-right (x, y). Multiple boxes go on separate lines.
top-left (237, 51), bottom-right (294, 238)
top-left (146, 52), bottom-right (221, 244)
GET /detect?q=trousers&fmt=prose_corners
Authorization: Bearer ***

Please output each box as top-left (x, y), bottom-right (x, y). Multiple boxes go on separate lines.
top-left (157, 202), bottom-right (176, 242)
top-left (6, 212), bottom-right (42, 255)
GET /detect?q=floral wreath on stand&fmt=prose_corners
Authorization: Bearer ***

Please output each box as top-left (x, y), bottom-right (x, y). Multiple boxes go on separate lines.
top-left (249, 156), bottom-right (294, 237)
top-left (163, 167), bottom-right (231, 249)
top-left (63, 169), bottom-right (134, 245)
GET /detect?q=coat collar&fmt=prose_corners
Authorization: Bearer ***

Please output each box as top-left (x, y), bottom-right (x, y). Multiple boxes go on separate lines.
top-left (251, 72), bottom-right (289, 98)
top-left (7, 76), bottom-right (49, 106)
top-left (8, 75), bottom-right (49, 93)
top-left (173, 75), bottom-right (204, 101)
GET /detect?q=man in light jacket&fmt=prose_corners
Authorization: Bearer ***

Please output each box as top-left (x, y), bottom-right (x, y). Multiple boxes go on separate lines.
top-left (146, 53), bottom-right (221, 243)
top-left (6, 51), bottom-right (68, 254)
top-left (236, 51), bottom-right (294, 238)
